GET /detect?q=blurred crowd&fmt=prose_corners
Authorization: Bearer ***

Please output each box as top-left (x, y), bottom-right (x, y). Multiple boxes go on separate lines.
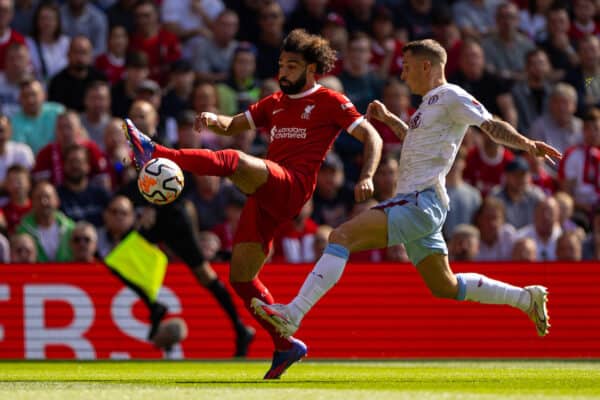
top-left (0, 0), bottom-right (599, 265)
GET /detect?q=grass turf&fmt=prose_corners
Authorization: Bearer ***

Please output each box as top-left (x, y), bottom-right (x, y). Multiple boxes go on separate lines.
top-left (1, 361), bottom-right (599, 400)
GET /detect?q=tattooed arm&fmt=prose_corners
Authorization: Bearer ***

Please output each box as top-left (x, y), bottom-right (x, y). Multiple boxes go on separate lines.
top-left (480, 118), bottom-right (563, 163)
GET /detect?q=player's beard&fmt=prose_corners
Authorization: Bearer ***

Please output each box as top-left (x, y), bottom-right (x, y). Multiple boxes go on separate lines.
top-left (279, 69), bottom-right (307, 95)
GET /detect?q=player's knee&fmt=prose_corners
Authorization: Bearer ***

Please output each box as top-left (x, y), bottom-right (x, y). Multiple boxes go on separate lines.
top-left (428, 283), bottom-right (458, 299)
top-left (328, 228), bottom-right (352, 248)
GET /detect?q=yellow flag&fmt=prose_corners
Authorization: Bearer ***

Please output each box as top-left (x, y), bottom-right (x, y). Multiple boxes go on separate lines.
top-left (105, 231), bottom-right (168, 302)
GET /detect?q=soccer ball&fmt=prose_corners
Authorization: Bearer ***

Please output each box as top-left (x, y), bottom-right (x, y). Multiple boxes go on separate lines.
top-left (137, 158), bottom-right (184, 205)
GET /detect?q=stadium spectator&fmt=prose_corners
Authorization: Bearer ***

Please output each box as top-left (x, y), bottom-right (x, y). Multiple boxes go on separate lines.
top-left (94, 24), bottom-right (128, 85)
top-left (449, 39), bottom-right (517, 125)
top-left (57, 144), bottom-right (111, 226)
top-left (558, 107), bottom-right (600, 213)
top-left (517, 196), bottom-right (562, 261)
top-left (554, 191), bottom-right (583, 234)
top-left (26, 1), bottom-right (70, 82)
top-left (490, 156), bottom-right (546, 229)
top-left (451, 0), bottom-right (501, 39)
top-left (555, 230), bottom-right (583, 261)
top-left (190, 81), bottom-right (224, 150)
top-left (96, 194), bottom-right (134, 258)
top-left (430, 8), bottom-right (462, 78)
top-left (286, 0), bottom-right (329, 35)
top-left (0, 0), bottom-right (26, 71)
top-left (131, 90), bottom-right (177, 150)
top-left (2, 165), bottom-right (32, 234)
top-left (255, 0), bottom-right (286, 80)
top-left (511, 48), bottom-right (553, 134)
top-left (9, 232), bottom-right (36, 263)
top-left (106, 0), bottom-right (136, 34)
top-left (160, 60), bottom-right (194, 121)
top-left (173, 110), bottom-right (200, 153)
top-left (80, 80), bottom-right (111, 146)
top-left (32, 111), bottom-right (111, 189)
top-left (568, 0), bottom-right (600, 43)
top-left (396, 0), bottom-right (437, 41)
top-left (463, 127), bottom-right (515, 197)
top-left (481, 2), bottom-right (535, 81)
top-left (47, 35), bottom-right (107, 112)
top-left (312, 152), bottom-right (355, 227)
top-left (444, 147), bottom-right (481, 239)
top-left (129, 0), bottom-right (181, 85)
top-left (161, 0), bottom-right (224, 57)
top-left (60, 0), bottom-right (107, 56)
top-left (565, 35), bottom-right (600, 114)
top-left (0, 42), bottom-right (33, 117)
top-left (69, 220), bottom-right (98, 262)
top-left (528, 83), bottom-right (583, 155)
top-left (273, 199), bottom-right (318, 263)
top-left (320, 12), bottom-right (347, 76)
top-left (448, 223), bottom-right (480, 261)
top-left (518, 0), bottom-right (552, 42)
top-left (10, 78), bottom-right (64, 153)
top-left (17, 181), bottom-right (75, 262)
top-left (188, 9), bottom-right (239, 83)
top-left (523, 151), bottom-right (557, 194)
top-left (474, 196), bottom-right (517, 261)
top-left (369, 6), bottom-right (404, 79)
top-left (539, 5), bottom-right (578, 82)
top-left (373, 153), bottom-right (399, 202)
top-left (0, 114), bottom-right (34, 184)
top-left (511, 236), bottom-right (538, 261)
top-left (342, 0), bottom-right (376, 35)
top-left (212, 189), bottom-right (246, 260)
top-left (339, 32), bottom-right (383, 113)
top-left (102, 117), bottom-right (132, 188)
top-left (110, 51), bottom-right (149, 119)
top-left (186, 175), bottom-right (229, 230)
top-left (217, 43), bottom-right (261, 115)
top-left (10, 0), bottom-right (38, 36)
top-left (583, 206), bottom-right (600, 260)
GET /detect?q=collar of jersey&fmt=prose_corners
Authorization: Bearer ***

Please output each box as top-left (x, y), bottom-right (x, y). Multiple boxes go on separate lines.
top-left (287, 84), bottom-right (322, 99)
top-left (422, 82), bottom-right (450, 101)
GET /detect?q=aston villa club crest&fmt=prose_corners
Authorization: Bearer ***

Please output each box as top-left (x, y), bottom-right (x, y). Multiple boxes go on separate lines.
top-left (428, 95), bottom-right (439, 105)
top-left (409, 112), bottom-right (422, 129)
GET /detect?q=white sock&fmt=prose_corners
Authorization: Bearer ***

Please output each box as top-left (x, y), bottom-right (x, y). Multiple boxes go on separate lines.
top-left (288, 244), bottom-right (350, 323)
top-left (456, 273), bottom-right (531, 312)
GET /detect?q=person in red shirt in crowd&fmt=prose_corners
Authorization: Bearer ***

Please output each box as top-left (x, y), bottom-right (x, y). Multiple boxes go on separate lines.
top-left (464, 126), bottom-right (515, 197)
top-left (0, 0), bottom-right (25, 71)
top-left (320, 12), bottom-right (347, 76)
top-left (272, 199), bottom-right (319, 264)
top-left (369, 6), bottom-right (404, 79)
top-left (569, 0), bottom-right (600, 43)
top-left (129, 0), bottom-right (181, 85)
top-left (211, 189), bottom-right (246, 260)
top-left (2, 165), bottom-right (31, 234)
top-left (95, 25), bottom-right (129, 85)
top-left (431, 8), bottom-right (462, 78)
top-left (558, 107), bottom-right (600, 214)
top-left (32, 110), bottom-right (111, 190)
top-left (124, 29), bottom-right (382, 379)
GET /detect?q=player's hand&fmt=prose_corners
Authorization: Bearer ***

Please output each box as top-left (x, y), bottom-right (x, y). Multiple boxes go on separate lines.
top-left (195, 112), bottom-right (220, 131)
top-left (366, 100), bottom-right (390, 123)
top-left (354, 177), bottom-right (375, 203)
top-left (526, 140), bottom-right (562, 166)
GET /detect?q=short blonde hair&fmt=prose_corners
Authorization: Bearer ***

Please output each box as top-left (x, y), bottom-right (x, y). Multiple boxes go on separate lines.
top-left (403, 39), bottom-right (447, 66)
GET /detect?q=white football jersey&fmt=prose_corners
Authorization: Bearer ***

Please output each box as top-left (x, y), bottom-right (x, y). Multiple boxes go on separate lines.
top-left (396, 83), bottom-right (492, 207)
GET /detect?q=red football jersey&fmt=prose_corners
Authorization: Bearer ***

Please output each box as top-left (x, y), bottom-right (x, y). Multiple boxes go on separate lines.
top-left (463, 145), bottom-right (515, 196)
top-left (94, 54), bottom-right (126, 85)
top-left (129, 29), bottom-right (181, 84)
top-left (246, 85), bottom-right (363, 194)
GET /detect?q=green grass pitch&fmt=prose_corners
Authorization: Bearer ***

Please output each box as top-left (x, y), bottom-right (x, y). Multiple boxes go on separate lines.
top-left (1, 360), bottom-right (599, 400)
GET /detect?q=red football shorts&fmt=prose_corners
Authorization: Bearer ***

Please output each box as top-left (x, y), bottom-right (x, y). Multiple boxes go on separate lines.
top-left (233, 159), bottom-right (311, 254)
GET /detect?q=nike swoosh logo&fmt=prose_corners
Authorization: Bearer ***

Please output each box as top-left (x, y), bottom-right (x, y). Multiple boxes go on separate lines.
top-left (273, 109), bottom-right (284, 115)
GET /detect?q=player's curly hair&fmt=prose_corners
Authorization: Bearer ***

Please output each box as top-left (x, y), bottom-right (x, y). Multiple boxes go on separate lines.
top-left (281, 29), bottom-right (337, 74)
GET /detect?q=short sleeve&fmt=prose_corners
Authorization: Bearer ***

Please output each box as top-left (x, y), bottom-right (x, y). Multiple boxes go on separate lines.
top-left (245, 95), bottom-right (274, 130)
top-left (449, 90), bottom-right (492, 126)
top-left (328, 92), bottom-right (364, 133)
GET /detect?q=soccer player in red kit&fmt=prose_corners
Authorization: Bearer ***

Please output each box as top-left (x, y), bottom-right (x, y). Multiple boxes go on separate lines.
top-left (124, 29), bottom-right (383, 379)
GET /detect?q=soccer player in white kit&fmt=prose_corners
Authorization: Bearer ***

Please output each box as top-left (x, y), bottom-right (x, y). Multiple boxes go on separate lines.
top-left (252, 39), bottom-right (562, 343)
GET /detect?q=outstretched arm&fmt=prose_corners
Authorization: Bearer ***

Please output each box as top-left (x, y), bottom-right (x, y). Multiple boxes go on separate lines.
top-left (196, 112), bottom-right (251, 137)
top-left (348, 119), bottom-right (383, 202)
top-left (480, 118), bottom-right (563, 164)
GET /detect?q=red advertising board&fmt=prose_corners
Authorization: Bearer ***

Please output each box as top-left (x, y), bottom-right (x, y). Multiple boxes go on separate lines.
top-left (0, 262), bottom-right (599, 359)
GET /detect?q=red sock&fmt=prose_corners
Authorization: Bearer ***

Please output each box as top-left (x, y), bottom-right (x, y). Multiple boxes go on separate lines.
top-left (231, 279), bottom-right (293, 351)
top-left (153, 145), bottom-right (239, 177)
